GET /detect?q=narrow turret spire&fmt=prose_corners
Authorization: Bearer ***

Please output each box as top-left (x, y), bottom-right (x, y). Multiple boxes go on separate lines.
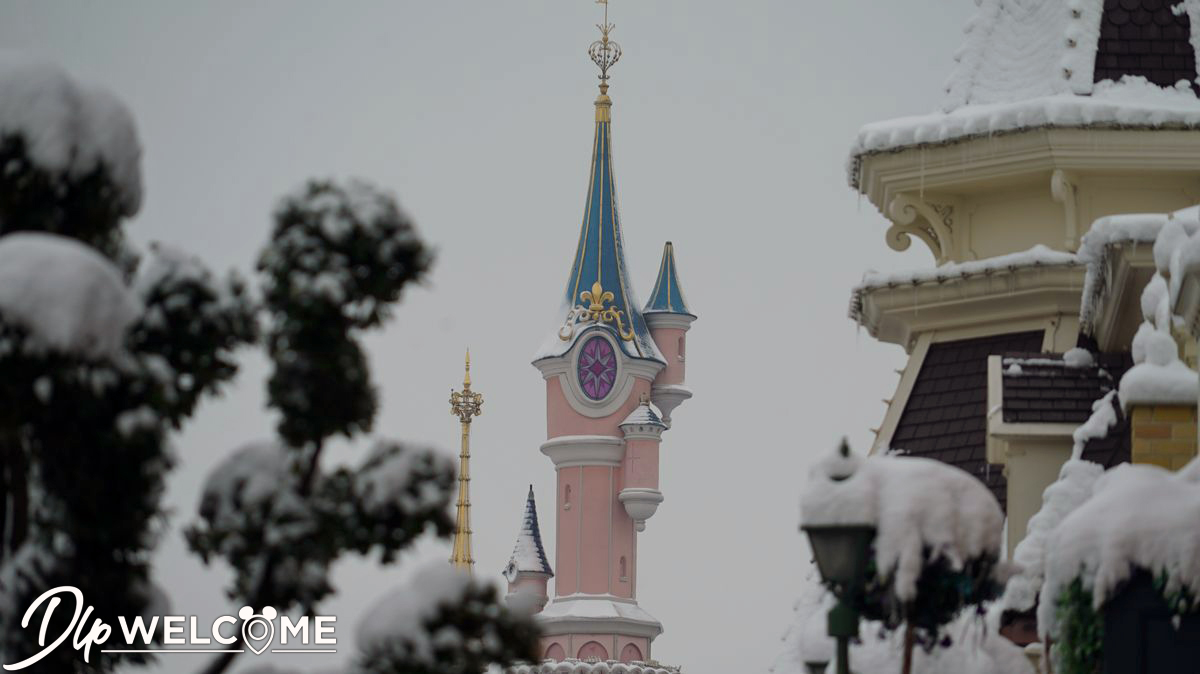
top-left (449, 349), bottom-right (483, 573)
top-left (503, 485), bottom-right (553, 579)
top-left (644, 241), bottom-right (695, 316)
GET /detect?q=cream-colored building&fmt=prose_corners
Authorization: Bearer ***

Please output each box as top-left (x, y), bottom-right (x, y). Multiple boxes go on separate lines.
top-left (849, 0), bottom-right (1200, 556)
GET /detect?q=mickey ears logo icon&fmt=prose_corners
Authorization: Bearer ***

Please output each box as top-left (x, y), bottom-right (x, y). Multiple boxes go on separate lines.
top-left (238, 606), bottom-right (278, 655)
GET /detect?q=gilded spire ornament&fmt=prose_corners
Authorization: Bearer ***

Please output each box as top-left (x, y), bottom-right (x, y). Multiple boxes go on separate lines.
top-left (449, 349), bottom-right (483, 573)
top-left (589, 0), bottom-right (622, 93)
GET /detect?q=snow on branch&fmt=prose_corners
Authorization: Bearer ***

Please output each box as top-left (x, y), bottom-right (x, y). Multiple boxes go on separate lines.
top-left (801, 447), bottom-right (1005, 603)
top-left (356, 562), bottom-right (539, 674)
top-left (1039, 459), bottom-right (1200, 639)
top-left (0, 231), bottom-right (140, 359)
top-left (0, 51), bottom-right (142, 212)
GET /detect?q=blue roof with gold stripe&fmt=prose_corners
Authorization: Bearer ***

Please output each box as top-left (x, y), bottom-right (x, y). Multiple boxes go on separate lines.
top-left (539, 92), bottom-right (664, 364)
top-left (644, 242), bottom-right (694, 317)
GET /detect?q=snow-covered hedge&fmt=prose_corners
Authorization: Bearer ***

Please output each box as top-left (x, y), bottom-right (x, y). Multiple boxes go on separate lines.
top-left (801, 444), bottom-right (1007, 643)
top-left (357, 563), bottom-right (541, 674)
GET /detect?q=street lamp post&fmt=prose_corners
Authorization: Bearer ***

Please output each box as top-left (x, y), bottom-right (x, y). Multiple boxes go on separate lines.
top-left (802, 524), bottom-right (875, 674)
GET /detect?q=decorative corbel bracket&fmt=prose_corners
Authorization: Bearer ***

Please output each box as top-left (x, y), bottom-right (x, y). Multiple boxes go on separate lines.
top-left (885, 193), bottom-right (954, 265)
top-left (1051, 169), bottom-right (1079, 251)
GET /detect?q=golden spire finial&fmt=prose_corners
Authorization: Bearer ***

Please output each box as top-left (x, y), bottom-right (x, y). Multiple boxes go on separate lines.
top-left (449, 350), bottom-right (483, 573)
top-left (463, 348), bottom-right (471, 389)
top-left (589, 0), bottom-right (622, 95)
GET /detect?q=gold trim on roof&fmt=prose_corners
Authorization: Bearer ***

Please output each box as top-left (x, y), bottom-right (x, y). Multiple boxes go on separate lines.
top-left (558, 280), bottom-right (635, 342)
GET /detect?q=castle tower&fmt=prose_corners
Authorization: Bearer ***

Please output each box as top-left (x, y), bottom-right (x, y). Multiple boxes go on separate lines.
top-left (643, 242), bottom-right (696, 426)
top-left (503, 486), bottom-right (554, 615)
top-left (525, 6), bottom-right (696, 664)
top-left (449, 349), bottom-right (482, 573)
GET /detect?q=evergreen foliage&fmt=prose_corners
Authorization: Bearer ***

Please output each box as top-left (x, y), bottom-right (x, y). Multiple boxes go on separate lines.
top-left (1054, 578), bottom-right (1103, 674)
top-left (0, 64), bottom-right (538, 674)
top-left (840, 545), bottom-right (1003, 652)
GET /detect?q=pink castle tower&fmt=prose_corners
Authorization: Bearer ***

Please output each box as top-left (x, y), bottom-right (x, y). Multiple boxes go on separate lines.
top-left (508, 13), bottom-right (696, 665)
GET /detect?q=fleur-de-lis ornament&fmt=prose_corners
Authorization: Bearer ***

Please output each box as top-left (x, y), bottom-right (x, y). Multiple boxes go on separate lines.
top-left (559, 280), bottom-right (634, 342)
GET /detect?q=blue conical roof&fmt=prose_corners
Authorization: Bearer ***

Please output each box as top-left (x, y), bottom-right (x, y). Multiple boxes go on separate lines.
top-left (643, 242), bottom-right (694, 317)
top-left (540, 93), bottom-right (663, 364)
top-left (504, 485), bottom-right (552, 578)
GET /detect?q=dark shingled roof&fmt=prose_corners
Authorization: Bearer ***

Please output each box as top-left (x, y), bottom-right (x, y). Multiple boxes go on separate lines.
top-left (1000, 354), bottom-right (1116, 424)
top-left (1094, 0), bottom-right (1199, 94)
top-left (1000, 350), bottom-right (1133, 468)
top-left (890, 331), bottom-right (1045, 510)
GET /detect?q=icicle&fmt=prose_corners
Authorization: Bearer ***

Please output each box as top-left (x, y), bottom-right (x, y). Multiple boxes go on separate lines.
top-left (919, 147), bottom-right (926, 199)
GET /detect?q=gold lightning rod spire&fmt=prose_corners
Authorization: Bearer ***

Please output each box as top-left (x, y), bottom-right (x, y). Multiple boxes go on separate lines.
top-left (449, 348), bottom-right (483, 573)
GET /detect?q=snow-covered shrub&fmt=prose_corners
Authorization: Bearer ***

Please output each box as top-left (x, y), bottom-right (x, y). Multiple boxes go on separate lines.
top-left (186, 180), bottom-right (536, 674)
top-left (0, 54), bottom-right (256, 670)
top-left (1038, 460), bottom-right (1200, 673)
top-left (0, 52), bottom-right (532, 674)
top-left (258, 180), bottom-right (430, 446)
top-left (801, 442), bottom-right (1008, 658)
top-left (356, 563), bottom-right (540, 674)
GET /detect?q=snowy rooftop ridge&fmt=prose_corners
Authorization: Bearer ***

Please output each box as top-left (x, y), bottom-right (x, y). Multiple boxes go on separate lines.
top-left (850, 77), bottom-right (1200, 186)
top-left (1078, 206), bottom-right (1200, 332)
top-left (504, 486), bottom-right (552, 578)
top-left (620, 401), bottom-right (665, 429)
top-left (941, 0), bottom-right (1103, 112)
top-left (849, 244), bottom-right (1080, 322)
top-left (849, 0), bottom-right (1200, 184)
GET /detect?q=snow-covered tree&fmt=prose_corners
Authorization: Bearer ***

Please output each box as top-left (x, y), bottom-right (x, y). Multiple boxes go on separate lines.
top-left (186, 180), bottom-right (539, 674)
top-left (0, 54), bottom-right (538, 674)
top-left (0, 54), bottom-right (256, 671)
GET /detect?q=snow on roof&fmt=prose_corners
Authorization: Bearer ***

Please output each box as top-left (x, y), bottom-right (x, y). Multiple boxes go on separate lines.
top-left (1039, 459), bottom-right (1200, 639)
top-left (801, 446), bottom-right (1004, 602)
top-left (504, 486), bottom-right (553, 579)
top-left (850, 245), bottom-right (1079, 322)
top-left (1000, 458), bottom-right (1105, 614)
top-left (0, 51), bottom-right (142, 213)
top-left (1078, 206), bottom-right (1200, 333)
top-left (356, 562), bottom-right (473, 662)
top-left (538, 594), bottom-right (661, 626)
top-left (942, 0), bottom-right (1102, 112)
top-left (504, 660), bottom-right (679, 674)
top-left (851, 77), bottom-right (1200, 180)
top-left (1116, 274), bottom-right (1199, 408)
top-left (619, 402), bottom-right (665, 429)
top-left (0, 232), bottom-right (140, 359)
top-left (857, 245), bottom-right (1078, 290)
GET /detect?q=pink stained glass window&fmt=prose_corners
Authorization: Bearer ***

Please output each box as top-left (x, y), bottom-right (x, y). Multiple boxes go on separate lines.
top-left (578, 335), bottom-right (617, 400)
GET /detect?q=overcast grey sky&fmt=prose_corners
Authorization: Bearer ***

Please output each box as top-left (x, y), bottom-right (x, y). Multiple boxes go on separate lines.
top-left (1, 2), bottom-right (976, 672)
